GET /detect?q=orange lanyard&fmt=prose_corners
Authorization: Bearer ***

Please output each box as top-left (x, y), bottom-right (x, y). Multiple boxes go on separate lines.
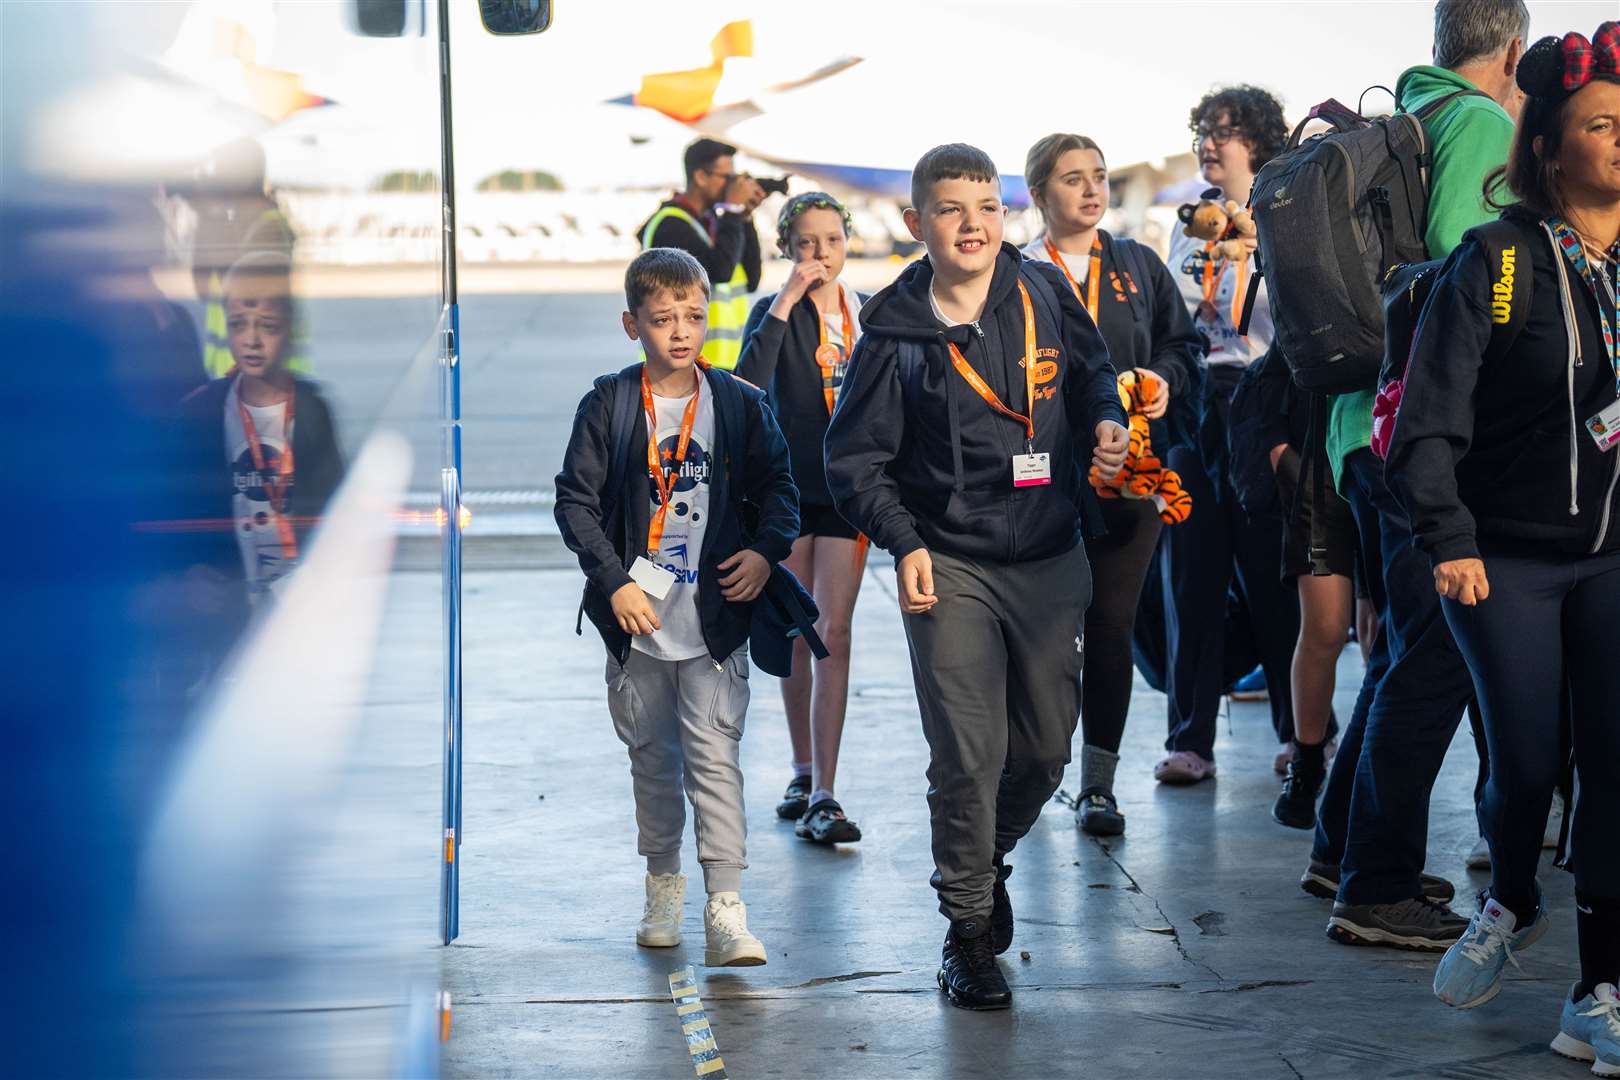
top-left (1044, 236), bottom-right (1102, 323)
top-left (641, 368), bottom-right (702, 556)
top-left (237, 382), bottom-right (298, 560)
top-left (1200, 243), bottom-right (1250, 334)
top-left (945, 280), bottom-right (1041, 452)
top-left (813, 284), bottom-right (855, 416)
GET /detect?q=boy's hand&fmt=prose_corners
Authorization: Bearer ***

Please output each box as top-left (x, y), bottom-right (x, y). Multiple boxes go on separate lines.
top-left (1434, 558), bottom-right (1490, 606)
top-left (897, 548), bottom-right (937, 615)
top-left (769, 259), bottom-right (831, 320)
top-left (1133, 369), bottom-right (1170, 419)
top-left (1092, 420), bottom-right (1128, 482)
top-left (610, 582), bottom-right (661, 635)
top-left (718, 549), bottom-right (770, 602)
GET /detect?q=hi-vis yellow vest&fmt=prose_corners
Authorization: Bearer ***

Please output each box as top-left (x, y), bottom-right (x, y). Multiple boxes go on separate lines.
top-left (640, 205), bottom-right (749, 371)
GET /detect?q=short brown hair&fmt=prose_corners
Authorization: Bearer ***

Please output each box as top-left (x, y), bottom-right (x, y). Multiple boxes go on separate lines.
top-left (1024, 133), bottom-right (1106, 211)
top-left (910, 143), bottom-right (999, 211)
top-left (625, 247), bottom-right (710, 312)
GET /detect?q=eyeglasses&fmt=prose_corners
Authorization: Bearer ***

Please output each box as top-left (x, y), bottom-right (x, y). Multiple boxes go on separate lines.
top-left (1193, 125), bottom-right (1243, 149)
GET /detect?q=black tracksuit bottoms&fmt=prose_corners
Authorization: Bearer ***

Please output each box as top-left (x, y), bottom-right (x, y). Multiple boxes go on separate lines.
top-left (902, 542), bottom-right (1091, 923)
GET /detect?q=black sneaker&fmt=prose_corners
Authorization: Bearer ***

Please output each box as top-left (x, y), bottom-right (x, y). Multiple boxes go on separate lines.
top-left (1271, 758), bottom-right (1325, 830)
top-left (794, 799), bottom-right (862, 844)
top-left (1076, 790), bottom-right (1125, 837)
top-left (990, 861), bottom-right (1014, 955)
top-left (775, 775), bottom-right (811, 821)
top-left (1299, 859), bottom-right (1457, 904)
top-left (937, 919), bottom-right (1011, 1010)
top-left (1326, 896), bottom-right (1470, 951)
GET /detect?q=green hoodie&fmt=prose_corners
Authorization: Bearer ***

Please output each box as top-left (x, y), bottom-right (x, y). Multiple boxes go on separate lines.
top-left (1325, 65), bottom-right (1514, 490)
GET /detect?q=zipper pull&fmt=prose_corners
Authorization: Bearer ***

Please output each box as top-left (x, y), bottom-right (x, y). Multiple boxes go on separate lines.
top-left (971, 321), bottom-right (984, 339)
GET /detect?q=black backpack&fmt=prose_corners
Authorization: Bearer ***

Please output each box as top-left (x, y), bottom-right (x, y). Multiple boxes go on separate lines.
top-left (1369, 217), bottom-right (1533, 458)
top-left (1245, 89), bottom-right (1485, 394)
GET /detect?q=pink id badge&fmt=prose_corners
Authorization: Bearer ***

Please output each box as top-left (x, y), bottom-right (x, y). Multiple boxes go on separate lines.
top-left (1012, 453), bottom-right (1052, 487)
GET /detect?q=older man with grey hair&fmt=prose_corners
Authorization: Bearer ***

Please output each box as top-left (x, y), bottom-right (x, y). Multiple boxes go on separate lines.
top-left (1303, 0), bottom-right (1529, 954)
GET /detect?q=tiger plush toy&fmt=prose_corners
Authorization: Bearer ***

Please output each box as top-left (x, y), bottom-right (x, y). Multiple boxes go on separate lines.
top-left (1088, 369), bottom-right (1192, 525)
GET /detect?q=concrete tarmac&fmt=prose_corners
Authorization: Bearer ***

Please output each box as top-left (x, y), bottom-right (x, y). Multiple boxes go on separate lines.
top-left (439, 559), bottom-right (1580, 1080)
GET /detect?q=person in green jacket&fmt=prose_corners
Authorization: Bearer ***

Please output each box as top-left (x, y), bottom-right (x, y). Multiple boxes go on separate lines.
top-left (1310, 0), bottom-right (1531, 955)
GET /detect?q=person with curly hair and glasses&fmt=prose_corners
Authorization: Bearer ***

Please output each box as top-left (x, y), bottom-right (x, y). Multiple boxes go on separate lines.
top-left (1388, 24), bottom-right (1620, 1068)
top-left (1153, 85), bottom-right (1301, 787)
top-left (737, 192), bottom-right (869, 845)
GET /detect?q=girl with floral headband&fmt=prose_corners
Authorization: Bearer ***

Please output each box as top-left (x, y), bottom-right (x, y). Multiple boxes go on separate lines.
top-left (737, 192), bottom-right (868, 845)
top-left (1385, 21), bottom-right (1620, 1068)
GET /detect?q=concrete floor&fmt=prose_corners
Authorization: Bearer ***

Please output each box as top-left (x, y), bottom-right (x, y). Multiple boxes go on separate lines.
top-left (443, 561), bottom-right (1581, 1079)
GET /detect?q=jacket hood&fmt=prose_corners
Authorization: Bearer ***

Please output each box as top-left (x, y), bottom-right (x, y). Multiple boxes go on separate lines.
top-left (857, 242), bottom-right (1027, 344)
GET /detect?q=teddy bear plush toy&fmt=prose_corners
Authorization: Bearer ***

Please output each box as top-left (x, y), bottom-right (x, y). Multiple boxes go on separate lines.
top-left (1088, 369), bottom-right (1192, 525)
top-left (1177, 192), bottom-right (1256, 261)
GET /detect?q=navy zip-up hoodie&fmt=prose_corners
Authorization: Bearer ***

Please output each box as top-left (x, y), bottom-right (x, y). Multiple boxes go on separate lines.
top-left (736, 287), bottom-right (867, 508)
top-left (554, 363), bottom-right (799, 664)
top-left (1387, 208), bottom-right (1620, 563)
top-left (824, 243), bottom-right (1127, 565)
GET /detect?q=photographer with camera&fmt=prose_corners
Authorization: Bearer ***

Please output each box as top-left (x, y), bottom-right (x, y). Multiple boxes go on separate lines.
top-left (639, 138), bottom-right (769, 370)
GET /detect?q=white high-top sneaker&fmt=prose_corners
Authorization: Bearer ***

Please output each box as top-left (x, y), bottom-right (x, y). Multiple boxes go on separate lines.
top-left (703, 892), bottom-right (767, 967)
top-left (636, 872), bottom-right (685, 948)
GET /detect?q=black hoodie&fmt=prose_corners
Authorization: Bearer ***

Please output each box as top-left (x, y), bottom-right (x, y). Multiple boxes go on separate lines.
top-left (824, 243), bottom-right (1127, 564)
top-left (1386, 208), bottom-right (1620, 563)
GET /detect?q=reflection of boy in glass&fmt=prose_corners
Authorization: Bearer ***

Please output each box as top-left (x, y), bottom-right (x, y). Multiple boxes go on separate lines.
top-left (179, 252), bottom-right (343, 607)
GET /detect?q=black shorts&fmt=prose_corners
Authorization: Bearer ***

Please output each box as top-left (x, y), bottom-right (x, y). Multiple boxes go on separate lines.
top-left (1276, 444), bottom-right (1358, 581)
top-left (799, 502), bottom-right (860, 541)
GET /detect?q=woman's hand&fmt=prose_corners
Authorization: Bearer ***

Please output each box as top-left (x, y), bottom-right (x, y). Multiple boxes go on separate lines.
top-left (1434, 558), bottom-right (1490, 606)
top-left (1133, 368), bottom-right (1170, 419)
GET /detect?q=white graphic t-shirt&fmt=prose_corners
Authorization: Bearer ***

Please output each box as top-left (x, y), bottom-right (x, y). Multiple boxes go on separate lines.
top-left (225, 378), bottom-right (296, 603)
top-left (635, 381), bottom-right (715, 661)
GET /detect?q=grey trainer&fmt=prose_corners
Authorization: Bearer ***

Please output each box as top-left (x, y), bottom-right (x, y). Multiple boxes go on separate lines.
top-left (1326, 896), bottom-right (1469, 951)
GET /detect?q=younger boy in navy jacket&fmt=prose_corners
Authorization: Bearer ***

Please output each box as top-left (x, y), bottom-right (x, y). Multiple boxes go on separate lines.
top-left (555, 248), bottom-right (798, 967)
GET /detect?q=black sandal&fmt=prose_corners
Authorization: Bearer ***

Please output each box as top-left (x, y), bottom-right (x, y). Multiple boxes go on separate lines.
top-left (795, 799), bottom-right (862, 844)
top-left (1076, 789), bottom-right (1125, 837)
top-left (775, 775), bottom-right (812, 820)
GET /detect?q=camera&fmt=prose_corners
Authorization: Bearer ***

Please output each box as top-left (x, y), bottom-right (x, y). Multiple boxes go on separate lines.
top-left (753, 175), bottom-right (791, 196)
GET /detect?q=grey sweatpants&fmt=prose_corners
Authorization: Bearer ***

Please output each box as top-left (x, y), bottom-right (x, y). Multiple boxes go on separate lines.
top-left (606, 647), bottom-right (751, 895)
top-left (902, 543), bottom-right (1091, 922)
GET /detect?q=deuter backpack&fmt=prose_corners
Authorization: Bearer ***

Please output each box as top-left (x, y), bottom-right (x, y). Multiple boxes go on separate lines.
top-left (1244, 88), bottom-right (1484, 394)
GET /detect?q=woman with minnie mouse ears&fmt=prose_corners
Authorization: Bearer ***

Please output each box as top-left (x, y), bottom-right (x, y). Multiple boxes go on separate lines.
top-left (1385, 20), bottom-right (1620, 1066)
top-left (736, 193), bottom-right (868, 846)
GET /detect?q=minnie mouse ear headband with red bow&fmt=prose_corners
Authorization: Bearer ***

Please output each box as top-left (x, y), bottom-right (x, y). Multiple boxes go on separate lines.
top-left (1517, 20), bottom-right (1620, 101)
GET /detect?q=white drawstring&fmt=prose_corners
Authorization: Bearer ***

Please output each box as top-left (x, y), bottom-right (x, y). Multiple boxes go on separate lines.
top-left (1542, 221), bottom-right (1583, 518)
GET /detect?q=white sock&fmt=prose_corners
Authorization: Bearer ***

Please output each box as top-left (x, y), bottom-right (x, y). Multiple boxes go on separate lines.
top-left (791, 761), bottom-right (811, 780)
top-left (809, 788), bottom-right (835, 808)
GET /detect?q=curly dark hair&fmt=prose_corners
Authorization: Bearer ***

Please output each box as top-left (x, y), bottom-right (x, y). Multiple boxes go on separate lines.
top-left (1189, 85), bottom-right (1289, 172)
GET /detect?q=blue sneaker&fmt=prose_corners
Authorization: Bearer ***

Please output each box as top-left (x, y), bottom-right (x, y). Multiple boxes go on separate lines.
top-left (1432, 894), bottom-right (1548, 1008)
top-left (1229, 665), bottom-right (1267, 702)
top-left (1550, 983), bottom-right (1620, 1077)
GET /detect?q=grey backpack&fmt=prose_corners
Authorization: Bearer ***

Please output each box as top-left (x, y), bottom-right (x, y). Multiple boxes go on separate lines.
top-left (1243, 89), bottom-right (1483, 394)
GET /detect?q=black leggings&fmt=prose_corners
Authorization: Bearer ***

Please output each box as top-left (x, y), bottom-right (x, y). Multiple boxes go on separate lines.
top-left (1081, 498), bottom-right (1165, 754)
top-left (1443, 546), bottom-right (1620, 914)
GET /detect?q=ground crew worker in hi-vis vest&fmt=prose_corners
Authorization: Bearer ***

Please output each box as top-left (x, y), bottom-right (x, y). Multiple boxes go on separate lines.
top-left (639, 137), bottom-right (765, 370)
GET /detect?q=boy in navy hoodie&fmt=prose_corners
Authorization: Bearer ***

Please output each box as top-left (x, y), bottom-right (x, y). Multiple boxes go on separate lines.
top-left (554, 248), bottom-right (799, 967)
top-left (825, 144), bottom-right (1128, 1009)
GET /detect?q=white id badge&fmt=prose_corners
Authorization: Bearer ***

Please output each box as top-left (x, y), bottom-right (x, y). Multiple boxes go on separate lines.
top-left (1585, 400), bottom-right (1620, 453)
top-left (629, 556), bottom-right (676, 600)
top-left (1012, 452), bottom-right (1052, 488)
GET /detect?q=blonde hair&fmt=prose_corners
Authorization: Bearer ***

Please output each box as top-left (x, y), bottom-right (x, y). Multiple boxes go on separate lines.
top-left (1024, 133), bottom-right (1106, 215)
